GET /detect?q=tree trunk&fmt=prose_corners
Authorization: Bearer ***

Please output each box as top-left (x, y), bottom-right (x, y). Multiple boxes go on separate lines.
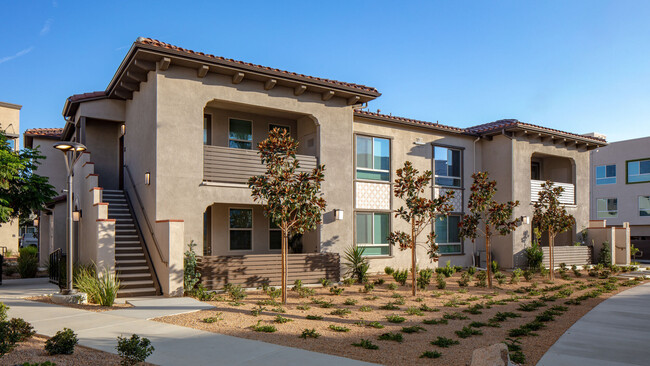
top-left (486, 223), bottom-right (493, 289)
top-left (411, 221), bottom-right (417, 297)
top-left (281, 231), bottom-right (288, 304)
top-left (549, 232), bottom-right (555, 280)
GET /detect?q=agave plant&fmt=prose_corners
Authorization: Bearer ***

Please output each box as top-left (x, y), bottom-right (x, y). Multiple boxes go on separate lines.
top-left (343, 245), bottom-right (370, 283)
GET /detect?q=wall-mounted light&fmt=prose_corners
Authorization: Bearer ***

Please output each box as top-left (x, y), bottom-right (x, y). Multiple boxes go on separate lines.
top-left (334, 209), bottom-right (344, 221)
top-left (120, 124), bottom-right (126, 136)
top-left (33, 219), bottom-right (39, 227)
top-left (72, 210), bottom-right (81, 222)
top-left (520, 216), bottom-right (530, 225)
top-left (413, 138), bottom-right (426, 145)
top-left (144, 172), bottom-right (151, 185)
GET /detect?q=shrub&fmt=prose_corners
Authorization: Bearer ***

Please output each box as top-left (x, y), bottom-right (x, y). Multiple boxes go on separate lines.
top-left (0, 302), bottom-right (7, 321)
top-left (518, 300), bottom-right (546, 312)
top-left (511, 268), bottom-right (523, 284)
top-left (436, 273), bottom-right (447, 289)
top-left (599, 242), bottom-right (612, 265)
top-left (251, 320), bottom-right (277, 333)
top-left (116, 334), bottom-right (154, 366)
top-left (17, 246), bottom-right (38, 278)
top-left (329, 286), bottom-right (344, 295)
top-left (274, 315), bottom-right (292, 323)
top-left (342, 277), bottom-right (355, 286)
top-left (296, 304), bottom-right (310, 311)
top-left (330, 308), bottom-right (351, 317)
top-left (525, 241), bottom-right (544, 270)
top-left (45, 328), bottom-right (78, 355)
top-left (319, 278), bottom-right (332, 287)
top-left (359, 305), bottom-right (373, 312)
top-left (0, 317), bottom-right (35, 356)
top-left (343, 298), bottom-right (357, 305)
top-left (435, 261), bottom-right (455, 277)
top-left (385, 314), bottom-right (406, 323)
top-left (305, 315), bottom-right (323, 320)
top-left (443, 312), bottom-right (468, 320)
top-left (380, 302), bottom-right (399, 310)
top-left (456, 326), bottom-right (482, 338)
top-left (193, 284), bottom-right (216, 301)
top-left (352, 339), bottom-right (379, 350)
top-left (386, 283), bottom-right (398, 290)
top-left (423, 318), bottom-right (448, 325)
top-left (490, 311), bottom-right (521, 323)
top-left (203, 312), bottom-right (223, 323)
top-left (183, 241), bottom-right (201, 293)
top-left (475, 271), bottom-right (487, 287)
top-left (463, 304), bottom-right (484, 315)
top-left (343, 245), bottom-right (369, 283)
top-left (417, 269), bottom-right (433, 290)
top-left (224, 283), bottom-right (247, 301)
top-left (392, 269), bottom-right (408, 285)
top-left (494, 272), bottom-right (506, 285)
top-left (362, 282), bottom-right (375, 293)
top-left (419, 304), bottom-right (438, 312)
top-left (523, 269), bottom-right (535, 281)
top-left (328, 325), bottom-right (350, 332)
top-left (405, 306), bottom-right (424, 316)
top-left (373, 278), bottom-right (385, 285)
top-left (401, 326), bottom-right (426, 333)
top-left (431, 336), bottom-right (459, 348)
top-left (420, 350), bottom-right (442, 359)
top-left (491, 260), bottom-right (499, 273)
top-left (378, 332), bottom-right (403, 342)
top-left (384, 266), bottom-right (395, 275)
top-left (458, 272), bottom-right (471, 287)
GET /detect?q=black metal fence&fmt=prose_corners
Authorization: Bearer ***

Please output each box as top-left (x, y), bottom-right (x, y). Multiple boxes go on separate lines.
top-left (49, 249), bottom-right (65, 289)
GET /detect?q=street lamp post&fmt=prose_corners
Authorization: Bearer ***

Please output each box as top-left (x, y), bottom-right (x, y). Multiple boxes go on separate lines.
top-left (53, 141), bottom-right (86, 294)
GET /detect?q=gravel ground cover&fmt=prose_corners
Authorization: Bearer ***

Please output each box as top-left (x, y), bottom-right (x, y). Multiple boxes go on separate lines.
top-left (1, 334), bottom-right (156, 365)
top-left (154, 269), bottom-right (646, 365)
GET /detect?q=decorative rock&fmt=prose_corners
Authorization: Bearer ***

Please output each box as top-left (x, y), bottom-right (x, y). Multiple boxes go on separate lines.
top-left (52, 292), bottom-right (88, 305)
top-left (469, 343), bottom-right (511, 366)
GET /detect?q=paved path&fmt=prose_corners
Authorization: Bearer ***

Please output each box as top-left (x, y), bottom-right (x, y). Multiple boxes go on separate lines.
top-left (537, 281), bottom-right (650, 366)
top-left (1, 278), bottom-right (377, 366)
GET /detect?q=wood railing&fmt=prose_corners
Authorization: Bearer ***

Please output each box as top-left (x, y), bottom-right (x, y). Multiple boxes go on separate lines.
top-left (531, 180), bottom-right (575, 205)
top-left (197, 253), bottom-right (340, 289)
top-left (203, 145), bottom-right (318, 184)
top-left (542, 246), bottom-right (592, 268)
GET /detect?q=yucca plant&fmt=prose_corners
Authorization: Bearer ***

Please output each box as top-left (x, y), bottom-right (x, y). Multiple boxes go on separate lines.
top-left (74, 265), bottom-right (120, 306)
top-left (343, 245), bottom-right (369, 283)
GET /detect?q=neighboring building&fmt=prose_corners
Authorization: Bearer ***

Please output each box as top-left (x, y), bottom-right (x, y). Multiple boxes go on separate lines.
top-left (591, 136), bottom-right (650, 260)
top-left (23, 128), bottom-right (67, 265)
top-left (34, 38), bottom-right (606, 296)
top-left (0, 101), bottom-right (22, 255)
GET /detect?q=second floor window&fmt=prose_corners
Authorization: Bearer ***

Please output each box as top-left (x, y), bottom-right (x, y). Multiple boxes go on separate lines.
top-left (597, 198), bottom-right (618, 218)
top-left (596, 164), bottom-right (616, 185)
top-left (627, 159), bottom-right (650, 184)
top-left (434, 146), bottom-right (461, 187)
top-left (204, 114), bottom-right (212, 145)
top-left (356, 136), bottom-right (390, 181)
top-left (640, 196), bottom-right (650, 217)
top-left (229, 118), bottom-right (252, 149)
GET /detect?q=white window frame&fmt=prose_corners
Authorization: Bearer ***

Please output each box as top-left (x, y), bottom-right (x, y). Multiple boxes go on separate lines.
top-left (229, 207), bottom-right (253, 251)
top-left (639, 196), bottom-right (650, 217)
top-left (597, 198), bottom-right (618, 218)
top-left (228, 118), bottom-right (253, 149)
top-left (595, 164), bottom-right (616, 185)
top-left (355, 135), bottom-right (391, 182)
top-left (269, 218), bottom-right (281, 251)
top-left (434, 146), bottom-right (462, 188)
top-left (355, 211), bottom-right (391, 257)
top-left (435, 215), bottom-right (462, 255)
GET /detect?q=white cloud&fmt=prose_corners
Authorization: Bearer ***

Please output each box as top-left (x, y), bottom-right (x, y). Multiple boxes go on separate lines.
top-left (0, 47), bottom-right (34, 65)
top-left (40, 19), bottom-right (53, 36)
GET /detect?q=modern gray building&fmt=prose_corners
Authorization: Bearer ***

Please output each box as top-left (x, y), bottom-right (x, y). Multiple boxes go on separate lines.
top-left (590, 136), bottom-right (650, 260)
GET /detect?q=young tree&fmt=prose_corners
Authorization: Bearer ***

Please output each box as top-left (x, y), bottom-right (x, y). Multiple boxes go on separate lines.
top-left (0, 132), bottom-right (55, 223)
top-left (532, 180), bottom-right (575, 279)
top-left (387, 161), bottom-right (455, 296)
top-left (249, 128), bottom-right (326, 304)
top-left (458, 172), bottom-right (520, 288)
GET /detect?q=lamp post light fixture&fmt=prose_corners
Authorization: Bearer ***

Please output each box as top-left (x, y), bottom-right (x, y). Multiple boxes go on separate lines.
top-left (53, 141), bottom-right (87, 294)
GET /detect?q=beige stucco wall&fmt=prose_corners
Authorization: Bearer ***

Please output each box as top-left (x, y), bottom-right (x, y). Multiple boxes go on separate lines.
top-left (0, 103), bottom-right (21, 253)
top-left (85, 119), bottom-right (121, 190)
top-left (28, 136), bottom-right (67, 194)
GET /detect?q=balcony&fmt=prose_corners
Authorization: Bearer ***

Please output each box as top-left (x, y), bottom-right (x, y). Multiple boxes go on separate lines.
top-left (203, 145), bottom-right (318, 184)
top-left (530, 180), bottom-right (575, 205)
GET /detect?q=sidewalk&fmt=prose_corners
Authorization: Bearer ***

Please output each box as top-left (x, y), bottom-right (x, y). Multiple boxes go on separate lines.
top-left (1, 278), bottom-right (377, 366)
top-left (537, 281), bottom-right (650, 366)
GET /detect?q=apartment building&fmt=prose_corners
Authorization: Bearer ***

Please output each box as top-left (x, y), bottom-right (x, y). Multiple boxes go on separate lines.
top-left (591, 136), bottom-right (650, 260)
top-left (0, 101), bottom-right (22, 254)
top-left (34, 38), bottom-right (606, 296)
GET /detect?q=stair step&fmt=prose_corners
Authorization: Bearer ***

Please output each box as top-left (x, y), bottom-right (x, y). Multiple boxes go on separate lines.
top-left (120, 280), bottom-right (153, 286)
top-left (118, 272), bottom-right (152, 279)
top-left (116, 254), bottom-right (145, 260)
top-left (115, 241), bottom-right (142, 246)
top-left (116, 266), bottom-right (150, 272)
top-left (117, 288), bottom-right (157, 298)
top-left (116, 259), bottom-right (147, 266)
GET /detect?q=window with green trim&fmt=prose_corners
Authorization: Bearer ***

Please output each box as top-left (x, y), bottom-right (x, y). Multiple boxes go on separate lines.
top-left (356, 136), bottom-right (390, 181)
top-left (597, 198), bottom-right (618, 218)
top-left (627, 159), bottom-right (650, 183)
top-left (640, 196), bottom-right (650, 217)
top-left (356, 212), bottom-right (390, 256)
top-left (435, 215), bottom-right (461, 254)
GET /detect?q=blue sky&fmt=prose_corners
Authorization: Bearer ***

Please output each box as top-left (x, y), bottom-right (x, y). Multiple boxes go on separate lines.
top-left (1, 0), bottom-right (649, 143)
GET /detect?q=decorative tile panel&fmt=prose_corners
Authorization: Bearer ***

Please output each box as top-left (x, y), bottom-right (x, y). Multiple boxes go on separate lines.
top-left (434, 187), bottom-right (463, 212)
top-left (356, 182), bottom-right (391, 210)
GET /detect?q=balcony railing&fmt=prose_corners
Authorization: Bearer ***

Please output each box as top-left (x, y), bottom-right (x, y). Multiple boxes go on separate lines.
top-left (203, 145), bottom-right (318, 184)
top-left (530, 180), bottom-right (575, 205)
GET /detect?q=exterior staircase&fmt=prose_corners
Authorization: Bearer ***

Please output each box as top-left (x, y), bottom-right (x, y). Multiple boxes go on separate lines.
top-left (103, 189), bottom-right (159, 297)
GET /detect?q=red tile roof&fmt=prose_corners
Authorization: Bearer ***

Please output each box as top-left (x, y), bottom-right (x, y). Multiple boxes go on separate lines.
top-left (136, 37), bottom-right (379, 94)
top-left (24, 128), bottom-right (63, 138)
top-left (466, 119), bottom-right (607, 143)
top-left (354, 110), bottom-right (466, 133)
top-left (67, 91), bottom-right (107, 102)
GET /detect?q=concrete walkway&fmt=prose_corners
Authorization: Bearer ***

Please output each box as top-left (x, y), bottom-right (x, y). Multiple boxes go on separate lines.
top-left (537, 281), bottom-right (650, 366)
top-left (1, 278), bottom-right (377, 366)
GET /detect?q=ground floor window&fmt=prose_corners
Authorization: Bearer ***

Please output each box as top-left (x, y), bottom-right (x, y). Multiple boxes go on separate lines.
top-left (639, 196), bottom-right (650, 217)
top-left (269, 219), bottom-right (281, 250)
top-left (203, 207), bottom-right (212, 255)
top-left (229, 208), bottom-right (252, 250)
top-left (435, 215), bottom-right (462, 254)
top-left (356, 212), bottom-right (390, 256)
top-left (597, 198), bottom-right (618, 218)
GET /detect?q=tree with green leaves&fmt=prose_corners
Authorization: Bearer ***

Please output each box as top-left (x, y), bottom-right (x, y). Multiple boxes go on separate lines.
top-left (0, 131), bottom-right (55, 223)
top-left (249, 128), bottom-right (326, 304)
top-left (532, 180), bottom-right (575, 279)
top-left (387, 161), bottom-right (455, 296)
top-left (458, 171), bottom-right (520, 288)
